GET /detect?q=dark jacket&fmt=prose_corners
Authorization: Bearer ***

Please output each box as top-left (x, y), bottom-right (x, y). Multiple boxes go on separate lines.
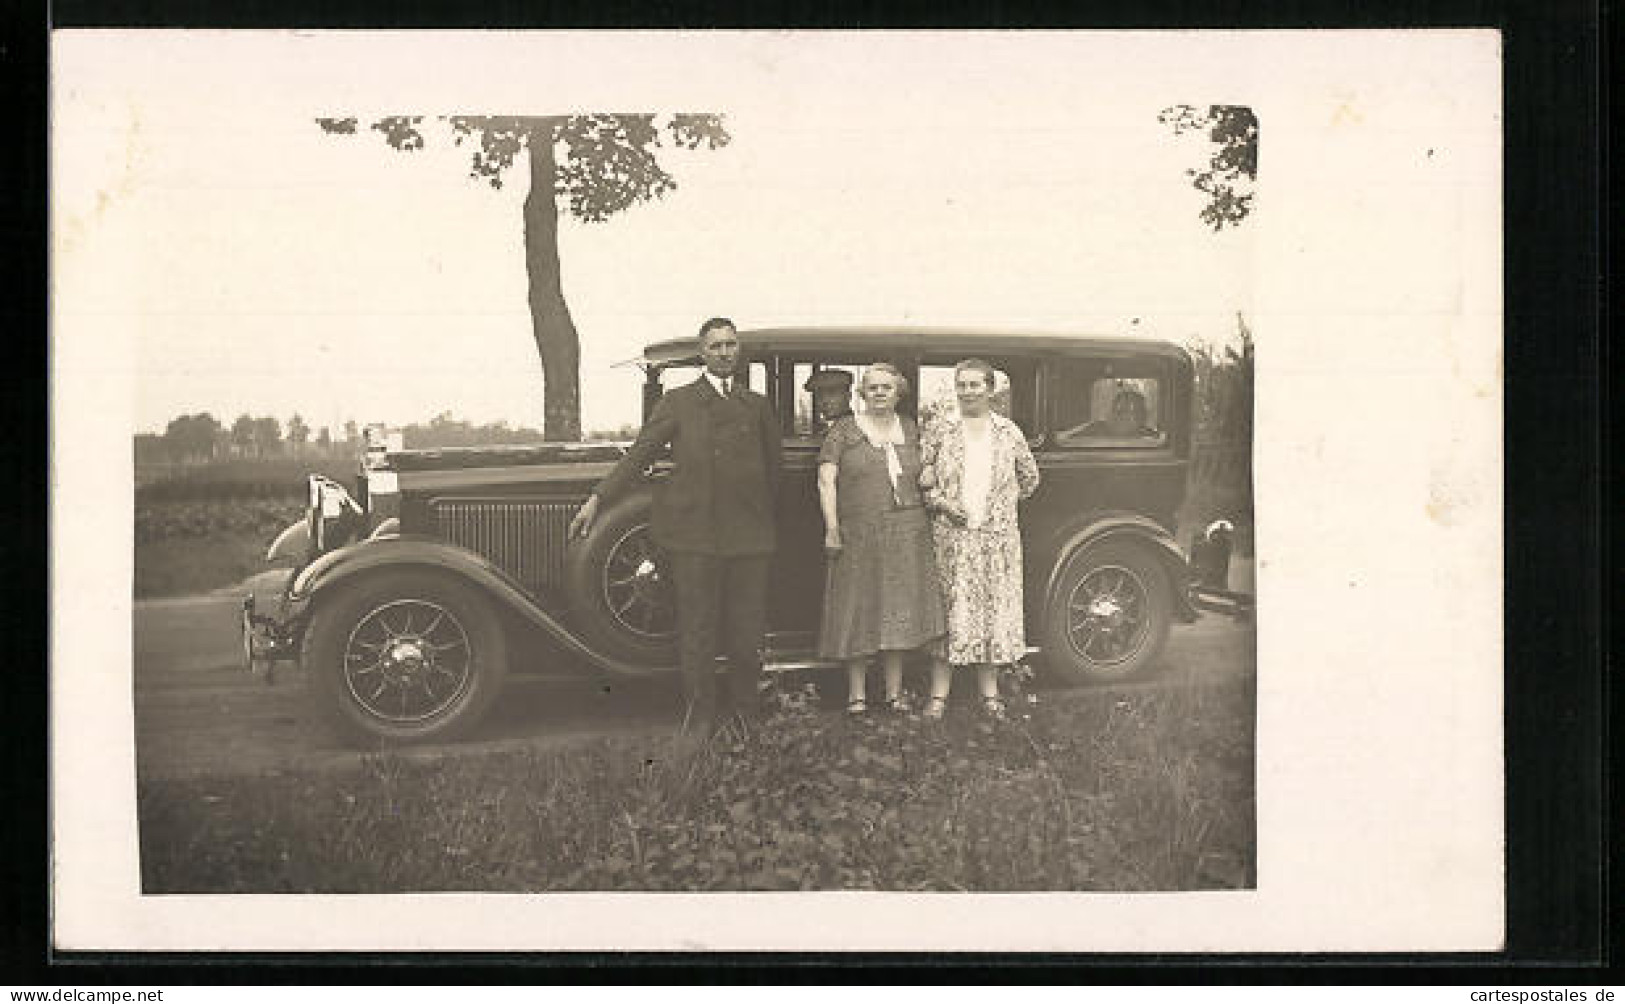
top-left (594, 375), bottom-right (782, 556)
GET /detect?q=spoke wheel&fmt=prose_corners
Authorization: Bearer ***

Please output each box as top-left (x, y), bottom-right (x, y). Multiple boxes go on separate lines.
top-left (1041, 538), bottom-right (1172, 683)
top-left (343, 598), bottom-right (473, 725)
top-left (601, 524), bottom-right (676, 641)
top-left (563, 498), bottom-right (678, 667)
top-left (1065, 563), bottom-right (1153, 669)
top-left (305, 570), bottom-right (508, 746)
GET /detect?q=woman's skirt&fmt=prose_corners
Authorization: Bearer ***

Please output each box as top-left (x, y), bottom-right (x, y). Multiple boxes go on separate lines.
top-left (932, 521), bottom-right (1027, 667)
top-left (818, 506), bottom-right (946, 659)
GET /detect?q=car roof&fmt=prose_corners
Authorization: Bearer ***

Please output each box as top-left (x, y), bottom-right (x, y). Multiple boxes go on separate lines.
top-left (638, 326), bottom-right (1191, 366)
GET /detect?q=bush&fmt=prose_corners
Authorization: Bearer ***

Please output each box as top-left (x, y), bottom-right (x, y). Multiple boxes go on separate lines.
top-left (135, 499), bottom-right (307, 544)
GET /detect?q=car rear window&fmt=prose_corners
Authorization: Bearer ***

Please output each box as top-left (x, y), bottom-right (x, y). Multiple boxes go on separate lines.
top-left (1049, 359), bottom-right (1170, 449)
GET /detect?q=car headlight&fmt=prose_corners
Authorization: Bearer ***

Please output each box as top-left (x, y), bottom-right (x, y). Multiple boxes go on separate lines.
top-left (307, 475), bottom-right (364, 557)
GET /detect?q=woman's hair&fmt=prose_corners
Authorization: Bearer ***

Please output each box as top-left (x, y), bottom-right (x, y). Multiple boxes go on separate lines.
top-left (953, 358), bottom-right (998, 386)
top-left (860, 361), bottom-right (910, 399)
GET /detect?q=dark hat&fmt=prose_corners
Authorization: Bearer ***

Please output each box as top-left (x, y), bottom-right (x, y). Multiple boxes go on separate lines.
top-left (804, 369), bottom-right (855, 393)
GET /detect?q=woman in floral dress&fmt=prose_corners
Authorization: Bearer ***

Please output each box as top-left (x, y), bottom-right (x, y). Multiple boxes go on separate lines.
top-left (817, 363), bottom-right (946, 714)
top-left (918, 359), bottom-right (1041, 719)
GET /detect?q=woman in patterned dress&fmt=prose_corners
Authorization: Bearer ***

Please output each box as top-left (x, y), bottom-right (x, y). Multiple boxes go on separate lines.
top-left (817, 363), bottom-right (946, 714)
top-left (918, 358), bottom-right (1041, 720)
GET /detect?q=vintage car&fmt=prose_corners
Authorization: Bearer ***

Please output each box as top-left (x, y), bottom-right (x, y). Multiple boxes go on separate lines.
top-left (245, 327), bottom-right (1239, 745)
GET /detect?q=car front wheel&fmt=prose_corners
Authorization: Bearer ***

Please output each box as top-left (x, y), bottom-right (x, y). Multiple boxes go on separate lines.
top-left (562, 498), bottom-right (678, 666)
top-left (303, 570), bottom-right (508, 746)
top-left (1040, 538), bottom-right (1173, 683)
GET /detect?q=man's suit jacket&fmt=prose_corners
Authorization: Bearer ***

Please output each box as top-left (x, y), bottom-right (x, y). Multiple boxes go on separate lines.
top-left (594, 375), bottom-right (782, 556)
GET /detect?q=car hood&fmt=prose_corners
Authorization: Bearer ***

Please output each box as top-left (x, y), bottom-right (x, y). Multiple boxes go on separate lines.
top-left (381, 441), bottom-right (631, 473)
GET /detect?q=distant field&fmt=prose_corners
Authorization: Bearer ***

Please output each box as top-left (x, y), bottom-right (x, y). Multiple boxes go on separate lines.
top-left (135, 455), bottom-right (358, 502)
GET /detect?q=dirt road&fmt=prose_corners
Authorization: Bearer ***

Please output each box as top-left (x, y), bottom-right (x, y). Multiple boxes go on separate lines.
top-left (133, 574), bottom-right (1255, 781)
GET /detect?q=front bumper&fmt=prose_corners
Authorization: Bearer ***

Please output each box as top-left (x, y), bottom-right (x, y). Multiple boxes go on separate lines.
top-left (240, 593), bottom-right (305, 683)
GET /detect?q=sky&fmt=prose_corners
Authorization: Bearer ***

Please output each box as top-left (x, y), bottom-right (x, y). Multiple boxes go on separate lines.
top-left (53, 32), bottom-right (1258, 437)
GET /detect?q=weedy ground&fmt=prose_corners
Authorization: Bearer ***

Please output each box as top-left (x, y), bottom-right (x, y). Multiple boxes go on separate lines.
top-left (138, 673), bottom-right (1255, 893)
top-left (134, 498), bottom-right (305, 598)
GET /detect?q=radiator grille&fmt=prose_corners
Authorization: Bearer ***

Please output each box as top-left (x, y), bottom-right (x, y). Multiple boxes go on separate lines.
top-left (433, 499), bottom-right (576, 597)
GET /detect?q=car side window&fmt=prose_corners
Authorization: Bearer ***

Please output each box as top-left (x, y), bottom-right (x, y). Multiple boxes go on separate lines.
top-left (1050, 360), bottom-right (1169, 449)
top-left (916, 363), bottom-right (1014, 427)
top-left (657, 361), bottom-right (768, 394)
top-left (789, 362), bottom-right (863, 441)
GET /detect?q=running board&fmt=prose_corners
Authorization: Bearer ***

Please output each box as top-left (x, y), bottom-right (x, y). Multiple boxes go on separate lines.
top-left (758, 644), bottom-right (1043, 673)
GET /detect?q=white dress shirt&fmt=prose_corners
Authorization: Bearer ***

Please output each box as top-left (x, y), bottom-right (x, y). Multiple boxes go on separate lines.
top-left (961, 421), bottom-right (994, 528)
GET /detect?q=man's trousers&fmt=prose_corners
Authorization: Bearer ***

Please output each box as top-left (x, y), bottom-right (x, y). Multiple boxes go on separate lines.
top-left (665, 550), bottom-right (770, 730)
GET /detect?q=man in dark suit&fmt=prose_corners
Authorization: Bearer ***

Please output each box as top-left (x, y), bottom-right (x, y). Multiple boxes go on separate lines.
top-left (569, 317), bottom-right (782, 742)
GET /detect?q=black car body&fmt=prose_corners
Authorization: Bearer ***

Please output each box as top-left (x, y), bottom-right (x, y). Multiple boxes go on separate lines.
top-left (247, 327), bottom-right (1223, 744)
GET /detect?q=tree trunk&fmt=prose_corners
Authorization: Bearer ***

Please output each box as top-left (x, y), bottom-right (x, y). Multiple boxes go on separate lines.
top-left (522, 121), bottom-right (582, 441)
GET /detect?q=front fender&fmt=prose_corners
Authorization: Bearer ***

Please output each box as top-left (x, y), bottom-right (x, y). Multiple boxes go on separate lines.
top-left (1042, 513), bottom-right (1197, 621)
top-left (289, 535), bottom-right (665, 678)
top-left (266, 519), bottom-right (310, 564)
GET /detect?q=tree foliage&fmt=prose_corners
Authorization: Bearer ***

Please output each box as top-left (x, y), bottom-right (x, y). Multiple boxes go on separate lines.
top-left (230, 414), bottom-right (255, 453)
top-left (162, 413), bottom-right (222, 463)
top-left (316, 112), bottom-right (732, 440)
top-left (1158, 105), bottom-right (1258, 231)
top-left (400, 410), bottom-right (549, 449)
top-left (286, 413), bottom-right (310, 450)
top-left (1187, 312), bottom-right (1255, 444)
top-left (251, 416), bottom-right (283, 456)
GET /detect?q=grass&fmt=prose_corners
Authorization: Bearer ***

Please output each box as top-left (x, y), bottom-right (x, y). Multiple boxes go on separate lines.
top-left (134, 529), bottom-right (286, 598)
top-left (137, 675), bottom-right (1255, 893)
top-left (134, 498), bottom-right (305, 597)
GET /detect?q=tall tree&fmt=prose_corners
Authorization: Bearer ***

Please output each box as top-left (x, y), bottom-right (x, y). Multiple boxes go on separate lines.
top-left (162, 412), bottom-right (221, 463)
top-left (317, 113), bottom-right (732, 440)
top-left (231, 414), bottom-right (255, 456)
top-left (251, 415), bottom-right (283, 456)
top-left (1158, 105), bottom-right (1258, 231)
top-left (286, 413), bottom-right (310, 454)
top-left (316, 426), bottom-right (332, 452)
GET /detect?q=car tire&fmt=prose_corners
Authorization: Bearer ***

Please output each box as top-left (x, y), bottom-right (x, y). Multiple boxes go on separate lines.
top-left (303, 569), bottom-right (508, 746)
top-left (1040, 537), bottom-right (1173, 683)
top-left (562, 498), bottom-right (678, 666)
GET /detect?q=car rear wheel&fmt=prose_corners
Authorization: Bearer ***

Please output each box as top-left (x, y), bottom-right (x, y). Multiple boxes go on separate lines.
top-left (304, 569), bottom-right (508, 745)
top-left (1040, 538), bottom-right (1173, 683)
top-left (562, 499), bottom-right (678, 666)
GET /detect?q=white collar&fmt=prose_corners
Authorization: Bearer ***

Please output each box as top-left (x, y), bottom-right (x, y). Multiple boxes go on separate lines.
top-left (854, 411), bottom-right (906, 447)
top-left (705, 372), bottom-right (733, 397)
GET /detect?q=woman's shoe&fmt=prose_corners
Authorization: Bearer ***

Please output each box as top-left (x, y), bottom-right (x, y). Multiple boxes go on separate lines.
top-left (981, 696), bottom-right (1008, 721)
top-left (884, 694), bottom-right (910, 715)
top-left (845, 698), bottom-right (868, 716)
top-left (922, 696), bottom-right (948, 721)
